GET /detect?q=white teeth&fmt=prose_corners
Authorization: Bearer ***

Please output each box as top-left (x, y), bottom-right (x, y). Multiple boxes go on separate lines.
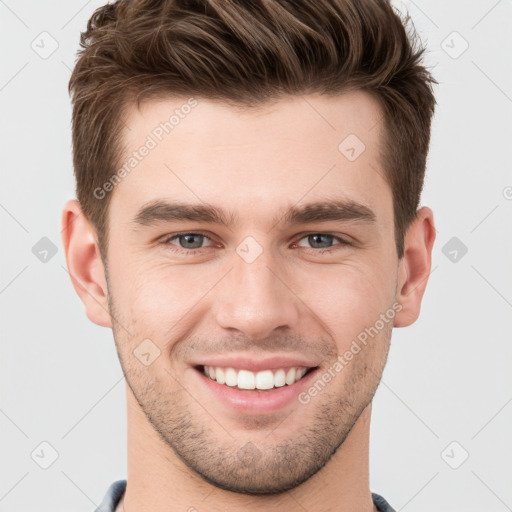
top-left (285, 367), bottom-right (296, 385)
top-left (225, 367), bottom-right (237, 387)
top-left (202, 365), bottom-right (311, 390)
top-left (237, 369), bottom-right (255, 389)
top-left (296, 367), bottom-right (307, 379)
top-left (255, 370), bottom-right (274, 390)
top-left (274, 369), bottom-right (286, 387)
top-left (215, 367), bottom-right (225, 384)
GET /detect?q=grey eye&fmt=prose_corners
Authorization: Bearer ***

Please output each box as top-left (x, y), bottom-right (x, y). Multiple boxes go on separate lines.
top-left (304, 234), bottom-right (335, 249)
top-left (177, 234), bottom-right (205, 249)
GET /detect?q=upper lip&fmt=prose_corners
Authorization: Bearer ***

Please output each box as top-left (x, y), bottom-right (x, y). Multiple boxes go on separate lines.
top-left (193, 355), bottom-right (319, 372)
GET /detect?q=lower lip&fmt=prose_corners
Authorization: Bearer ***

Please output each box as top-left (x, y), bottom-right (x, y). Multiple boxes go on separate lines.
top-left (193, 367), bottom-right (319, 415)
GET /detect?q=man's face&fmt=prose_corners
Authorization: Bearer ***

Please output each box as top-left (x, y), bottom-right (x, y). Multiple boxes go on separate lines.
top-left (106, 92), bottom-right (398, 493)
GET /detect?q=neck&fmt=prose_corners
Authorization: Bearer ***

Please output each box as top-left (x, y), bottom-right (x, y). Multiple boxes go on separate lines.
top-left (121, 384), bottom-right (376, 512)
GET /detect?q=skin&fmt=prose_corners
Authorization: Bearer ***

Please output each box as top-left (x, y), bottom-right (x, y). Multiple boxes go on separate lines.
top-left (62, 91), bottom-right (435, 512)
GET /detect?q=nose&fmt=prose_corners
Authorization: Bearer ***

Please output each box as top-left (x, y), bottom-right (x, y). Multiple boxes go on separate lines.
top-left (213, 247), bottom-right (301, 341)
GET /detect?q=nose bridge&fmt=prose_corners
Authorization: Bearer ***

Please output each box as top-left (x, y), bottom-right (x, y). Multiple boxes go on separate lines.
top-left (214, 240), bottom-right (299, 339)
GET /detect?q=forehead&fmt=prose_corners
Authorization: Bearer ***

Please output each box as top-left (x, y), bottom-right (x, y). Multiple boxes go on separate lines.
top-left (111, 91), bottom-right (391, 228)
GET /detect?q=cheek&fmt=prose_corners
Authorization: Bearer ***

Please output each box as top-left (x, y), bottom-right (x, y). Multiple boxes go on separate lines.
top-left (115, 261), bottom-right (219, 337)
top-left (110, 244), bottom-right (397, 353)
top-left (300, 261), bottom-right (396, 346)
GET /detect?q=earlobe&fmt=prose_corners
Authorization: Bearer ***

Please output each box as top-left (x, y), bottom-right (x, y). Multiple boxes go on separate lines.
top-left (394, 207), bottom-right (436, 328)
top-left (61, 199), bottom-right (112, 328)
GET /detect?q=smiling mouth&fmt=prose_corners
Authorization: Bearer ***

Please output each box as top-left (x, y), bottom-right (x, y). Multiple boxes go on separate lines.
top-left (196, 365), bottom-right (317, 391)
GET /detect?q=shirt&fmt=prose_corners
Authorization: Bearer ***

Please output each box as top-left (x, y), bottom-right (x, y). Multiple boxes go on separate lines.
top-left (95, 479), bottom-right (397, 512)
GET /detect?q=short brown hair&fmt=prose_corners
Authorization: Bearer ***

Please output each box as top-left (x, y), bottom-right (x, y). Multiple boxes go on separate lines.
top-left (69, 0), bottom-right (436, 259)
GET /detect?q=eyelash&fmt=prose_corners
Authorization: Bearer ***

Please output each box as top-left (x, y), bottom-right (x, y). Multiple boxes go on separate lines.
top-left (160, 231), bottom-right (351, 255)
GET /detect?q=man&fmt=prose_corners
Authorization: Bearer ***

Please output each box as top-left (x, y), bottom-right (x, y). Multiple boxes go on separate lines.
top-left (62, 0), bottom-right (436, 510)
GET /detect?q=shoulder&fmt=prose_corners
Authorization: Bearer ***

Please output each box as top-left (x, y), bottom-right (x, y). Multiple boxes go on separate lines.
top-left (372, 492), bottom-right (396, 512)
top-left (95, 480), bottom-right (127, 512)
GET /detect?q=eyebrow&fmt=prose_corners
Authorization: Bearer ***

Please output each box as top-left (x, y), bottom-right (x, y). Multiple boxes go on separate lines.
top-left (131, 198), bottom-right (376, 229)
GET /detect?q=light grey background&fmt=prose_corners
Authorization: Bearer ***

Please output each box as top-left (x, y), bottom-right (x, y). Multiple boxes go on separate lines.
top-left (1, 1), bottom-right (511, 510)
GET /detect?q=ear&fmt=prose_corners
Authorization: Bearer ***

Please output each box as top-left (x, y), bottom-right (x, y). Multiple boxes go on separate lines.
top-left (394, 206), bottom-right (436, 328)
top-left (61, 199), bottom-right (112, 328)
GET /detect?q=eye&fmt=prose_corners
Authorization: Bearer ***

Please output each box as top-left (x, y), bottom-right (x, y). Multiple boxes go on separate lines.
top-left (294, 233), bottom-right (350, 253)
top-left (159, 231), bottom-right (351, 256)
top-left (161, 232), bottom-right (215, 252)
